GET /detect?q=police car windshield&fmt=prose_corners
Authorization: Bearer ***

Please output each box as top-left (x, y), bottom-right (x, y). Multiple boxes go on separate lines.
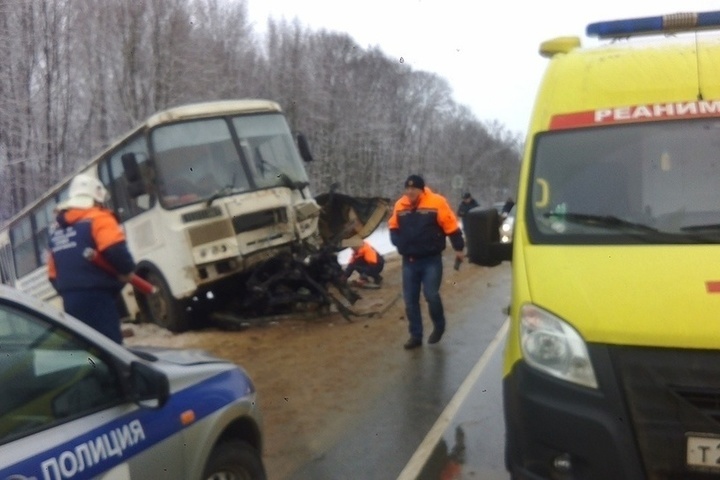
top-left (528, 119), bottom-right (720, 244)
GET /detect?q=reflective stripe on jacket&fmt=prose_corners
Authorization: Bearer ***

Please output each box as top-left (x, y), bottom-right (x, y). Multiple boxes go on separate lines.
top-left (388, 187), bottom-right (465, 258)
top-left (48, 207), bottom-right (135, 292)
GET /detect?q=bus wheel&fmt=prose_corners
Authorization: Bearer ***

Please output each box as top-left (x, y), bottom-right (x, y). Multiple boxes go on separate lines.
top-left (203, 440), bottom-right (266, 480)
top-left (138, 271), bottom-right (190, 332)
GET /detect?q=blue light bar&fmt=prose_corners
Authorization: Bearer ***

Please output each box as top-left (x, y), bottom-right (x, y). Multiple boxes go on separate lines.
top-left (587, 11), bottom-right (720, 38)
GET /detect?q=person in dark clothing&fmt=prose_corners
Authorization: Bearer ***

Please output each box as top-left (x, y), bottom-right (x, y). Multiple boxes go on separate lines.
top-left (48, 174), bottom-right (136, 344)
top-left (456, 192), bottom-right (479, 218)
top-left (343, 240), bottom-right (384, 286)
top-left (389, 174), bottom-right (465, 350)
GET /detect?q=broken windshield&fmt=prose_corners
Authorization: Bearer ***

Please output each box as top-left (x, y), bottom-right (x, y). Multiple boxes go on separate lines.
top-left (528, 119), bottom-right (720, 244)
top-left (232, 114), bottom-right (308, 189)
top-left (150, 113), bottom-right (308, 208)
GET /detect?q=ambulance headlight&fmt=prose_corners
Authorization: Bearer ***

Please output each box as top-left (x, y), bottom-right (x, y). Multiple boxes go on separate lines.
top-left (520, 304), bottom-right (598, 389)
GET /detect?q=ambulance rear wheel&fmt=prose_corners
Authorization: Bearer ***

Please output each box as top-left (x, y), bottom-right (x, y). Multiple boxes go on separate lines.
top-left (137, 271), bottom-right (190, 332)
top-left (203, 439), bottom-right (266, 480)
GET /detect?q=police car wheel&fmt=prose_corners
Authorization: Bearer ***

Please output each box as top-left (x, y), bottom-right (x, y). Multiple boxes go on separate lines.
top-left (203, 439), bottom-right (266, 480)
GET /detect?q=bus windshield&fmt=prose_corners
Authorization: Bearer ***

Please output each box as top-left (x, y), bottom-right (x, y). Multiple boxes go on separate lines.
top-left (528, 119), bottom-right (720, 244)
top-left (151, 113), bottom-right (308, 208)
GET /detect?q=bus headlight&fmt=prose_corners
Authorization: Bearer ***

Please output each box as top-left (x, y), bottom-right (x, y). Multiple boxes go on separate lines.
top-left (520, 304), bottom-right (598, 389)
top-left (194, 241), bottom-right (238, 265)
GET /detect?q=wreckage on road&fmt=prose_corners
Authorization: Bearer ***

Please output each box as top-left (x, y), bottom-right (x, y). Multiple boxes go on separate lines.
top-left (0, 100), bottom-right (389, 332)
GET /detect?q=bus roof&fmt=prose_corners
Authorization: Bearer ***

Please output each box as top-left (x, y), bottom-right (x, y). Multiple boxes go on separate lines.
top-left (145, 99), bottom-right (283, 129)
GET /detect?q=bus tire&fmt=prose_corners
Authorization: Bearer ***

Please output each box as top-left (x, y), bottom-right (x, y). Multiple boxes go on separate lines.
top-left (202, 439), bottom-right (266, 480)
top-left (136, 270), bottom-right (190, 332)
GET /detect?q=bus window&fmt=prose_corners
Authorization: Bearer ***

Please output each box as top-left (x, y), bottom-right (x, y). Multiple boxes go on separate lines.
top-left (0, 242), bottom-right (16, 285)
top-left (103, 135), bottom-right (152, 222)
top-left (233, 114), bottom-right (308, 189)
top-left (11, 218), bottom-right (37, 278)
top-left (33, 200), bottom-right (56, 266)
top-left (57, 186), bottom-right (69, 206)
top-left (151, 118), bottom-right (250, 208)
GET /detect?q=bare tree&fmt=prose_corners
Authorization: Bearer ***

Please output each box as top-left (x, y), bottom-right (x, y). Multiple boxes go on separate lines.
top-left (0, 1), bottom-right (43, 211)
top-left (0, 0), bottom-right (522, 220)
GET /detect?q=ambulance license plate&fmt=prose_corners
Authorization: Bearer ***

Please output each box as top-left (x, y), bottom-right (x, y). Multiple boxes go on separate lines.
top-left (687, 433), bottom-right (720, 471)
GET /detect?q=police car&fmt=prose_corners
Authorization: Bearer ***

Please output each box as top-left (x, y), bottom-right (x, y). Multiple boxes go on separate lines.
top-left (0, 284), bottom-right (266, 480)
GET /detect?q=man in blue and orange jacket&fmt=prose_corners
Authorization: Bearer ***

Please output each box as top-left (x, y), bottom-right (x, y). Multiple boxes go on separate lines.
top-left (389, 174), bottom-right (464, 350)
top-left (48, 174), bottom-right (136, 344)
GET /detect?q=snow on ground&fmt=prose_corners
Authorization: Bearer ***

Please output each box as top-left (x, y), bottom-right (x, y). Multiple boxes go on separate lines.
top-left (336, 224), bottom-right (395, 265)
top-left (336, 220), bottom-right (465, 265)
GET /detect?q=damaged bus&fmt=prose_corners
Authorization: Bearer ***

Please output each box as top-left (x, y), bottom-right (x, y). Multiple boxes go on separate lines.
top-left (0, 100), bottom-right (388, 332)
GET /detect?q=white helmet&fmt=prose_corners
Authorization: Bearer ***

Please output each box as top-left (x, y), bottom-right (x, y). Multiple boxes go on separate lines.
top-left (60, 174), bottom-right (109, 209)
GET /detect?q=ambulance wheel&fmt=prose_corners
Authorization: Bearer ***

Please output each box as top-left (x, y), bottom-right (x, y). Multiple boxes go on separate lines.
top-left (137, 270), bottom-right (190, 332)
top-left (203, 440), bottom-right (266, 480)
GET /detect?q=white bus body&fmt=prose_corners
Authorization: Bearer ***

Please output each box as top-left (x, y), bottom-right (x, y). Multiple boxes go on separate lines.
top-left (0, 100), bottom-right (333, 331)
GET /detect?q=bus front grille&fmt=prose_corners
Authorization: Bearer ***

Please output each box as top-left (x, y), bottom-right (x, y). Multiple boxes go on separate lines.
top-left (182, 206), bottom-right (222, 223)
top-left (187, 219), bottom-right (234, 246)
top-left (232, 208), bottom-right (288, 234)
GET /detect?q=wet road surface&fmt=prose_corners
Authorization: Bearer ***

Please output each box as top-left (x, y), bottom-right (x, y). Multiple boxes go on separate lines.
top-left (406, 323), bottom-right (509, 480)
top-left (286, 264), bottom-right (512, 479)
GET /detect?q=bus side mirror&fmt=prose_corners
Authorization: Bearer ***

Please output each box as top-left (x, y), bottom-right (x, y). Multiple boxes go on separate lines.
top-left (296, 133), bottom-right (314, 162)
top-left (121, 153), bottom-right (146, 198)
top-left (465, 208), bottom-right (512, 266)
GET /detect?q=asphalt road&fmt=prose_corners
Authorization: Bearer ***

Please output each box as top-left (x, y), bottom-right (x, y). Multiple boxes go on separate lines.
top-left (286, 263), bottom-right (512, 480)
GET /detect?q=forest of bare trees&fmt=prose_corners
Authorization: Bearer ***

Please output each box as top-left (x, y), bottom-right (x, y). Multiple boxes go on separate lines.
top-left (0, 0), bottom-right (521, 221)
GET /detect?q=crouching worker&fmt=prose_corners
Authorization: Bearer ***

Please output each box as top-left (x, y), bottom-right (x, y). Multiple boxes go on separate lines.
top-left (48, 174), bottom-right (136, 344)
top-left (344, 240), bottom-right (384, 286)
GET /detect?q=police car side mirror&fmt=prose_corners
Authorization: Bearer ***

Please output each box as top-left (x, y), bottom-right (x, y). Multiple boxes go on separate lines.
top-left (129, 361), bottom-right (170, 408)
top-left (465, 208), bottom-right (512, 266)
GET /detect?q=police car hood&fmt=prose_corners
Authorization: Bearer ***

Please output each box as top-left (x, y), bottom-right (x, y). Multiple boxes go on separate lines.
top-left (129, 346), bottom-right (229, 366)
top-left (128, 346), bottom-right (255, 396)
top-left (524, 245), bottom-right (720, 349)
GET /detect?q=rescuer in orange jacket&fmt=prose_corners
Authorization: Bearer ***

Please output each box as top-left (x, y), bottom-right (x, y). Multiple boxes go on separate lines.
top-left (48, 174), bottom-right (136, 343)
top-left (388, 174), bottom-right (464, 349)
top-left (343, 240), bottom-right (384, 286)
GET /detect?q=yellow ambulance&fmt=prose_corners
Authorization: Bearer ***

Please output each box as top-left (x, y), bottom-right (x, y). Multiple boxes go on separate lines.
top-left (467, 10), bottom-right (720, 480)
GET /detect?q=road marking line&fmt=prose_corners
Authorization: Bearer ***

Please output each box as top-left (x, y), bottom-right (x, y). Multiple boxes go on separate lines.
top-left (396, 318), bottom-right (510, 480)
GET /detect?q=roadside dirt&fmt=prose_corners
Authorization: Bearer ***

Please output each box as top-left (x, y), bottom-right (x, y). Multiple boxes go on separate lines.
top-left (123, 249), bottom-right (494, 479)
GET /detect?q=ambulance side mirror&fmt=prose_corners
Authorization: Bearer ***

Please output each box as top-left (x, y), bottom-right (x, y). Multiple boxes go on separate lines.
top-left (464, 208), bottom-right (512, 266)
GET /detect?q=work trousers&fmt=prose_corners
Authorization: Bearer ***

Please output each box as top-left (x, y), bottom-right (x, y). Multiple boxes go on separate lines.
top-left (62, 289), bottom-right (124, 344)
top-left (345, 258), bottom-right (384, 281)
top-left (401, 254), bottom-right (444, 340)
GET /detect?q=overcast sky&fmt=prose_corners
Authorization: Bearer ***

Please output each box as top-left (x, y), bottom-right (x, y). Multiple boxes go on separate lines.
top-left (246, 1), bottom-right (716, 136)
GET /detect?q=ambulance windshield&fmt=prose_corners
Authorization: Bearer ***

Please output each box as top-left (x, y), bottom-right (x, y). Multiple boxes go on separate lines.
top-left (528, 119), bottom-right (720, 244)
